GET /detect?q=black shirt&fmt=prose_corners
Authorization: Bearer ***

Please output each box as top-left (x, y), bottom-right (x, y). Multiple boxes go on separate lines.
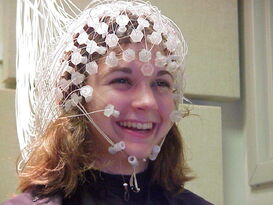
top-left (62, 170), bottom-right (213, 205)
top-left (1, 169), bottom-right (213, 205)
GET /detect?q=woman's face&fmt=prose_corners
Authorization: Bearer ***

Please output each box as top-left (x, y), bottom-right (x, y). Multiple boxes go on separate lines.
top-left (86, 43), bottom-right (175, 159)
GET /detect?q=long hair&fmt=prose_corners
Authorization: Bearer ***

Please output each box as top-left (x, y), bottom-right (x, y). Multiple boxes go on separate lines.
top-left (150, 124), bottom-right (194, 194)
top-left (17, 8), bottom-right (192, 197)
top-left (17, 109), bottom-right (193, 197)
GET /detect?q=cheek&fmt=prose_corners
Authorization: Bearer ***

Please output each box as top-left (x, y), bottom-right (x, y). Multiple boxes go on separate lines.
top-left (87, 88), bottom-right (112, 110)
top-left (97, 90), bottom-right (131, 109)
top-left (86, 90), bottom-right (130, 122)
top-left (159, 97), bottom-right (175, 120)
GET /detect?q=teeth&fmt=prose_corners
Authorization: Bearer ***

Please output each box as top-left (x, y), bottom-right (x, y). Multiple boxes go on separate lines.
top-left (118, 121), bottom-right (153, 130)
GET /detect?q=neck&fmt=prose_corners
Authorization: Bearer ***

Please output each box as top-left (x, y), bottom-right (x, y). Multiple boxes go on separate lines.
top-left (94, 151), bottom-right (149, 175)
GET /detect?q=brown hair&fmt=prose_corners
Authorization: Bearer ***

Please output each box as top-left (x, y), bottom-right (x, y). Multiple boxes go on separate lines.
top-left (17, 11), bottom-right (193, 197)
top-left (17, 110), bottom-right (193, 197)
top-left (17, 111), bottom-right (94, 196)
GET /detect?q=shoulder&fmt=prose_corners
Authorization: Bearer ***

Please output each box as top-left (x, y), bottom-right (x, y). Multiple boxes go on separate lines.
top-left (1, 192), bottom-right (33, 205)
top-left (169, 189), bottom-right (214, 205)
top-left (0, 191), bottom-right (63, 205)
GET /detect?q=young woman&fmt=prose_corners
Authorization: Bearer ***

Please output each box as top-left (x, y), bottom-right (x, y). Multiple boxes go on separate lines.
top-left (2, 0), bottom-right (212, 204)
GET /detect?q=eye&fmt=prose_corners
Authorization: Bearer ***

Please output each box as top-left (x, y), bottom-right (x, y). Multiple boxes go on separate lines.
top-left (151, 79), bottom-right (173, 94)
top-left (156, 80), bottom-right (171, 88)
top-left (153, 80), bottom-right (171, 88)
top-left (109, 77), bottom-right (133, 90)
top-left (110, 78), bottom-right (132, 85)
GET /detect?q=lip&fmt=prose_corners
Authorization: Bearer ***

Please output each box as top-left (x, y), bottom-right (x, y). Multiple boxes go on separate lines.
top-left (115, 120), bottom-right (157, 140)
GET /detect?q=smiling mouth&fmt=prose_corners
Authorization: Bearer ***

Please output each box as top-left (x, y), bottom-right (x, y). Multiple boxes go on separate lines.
top-left (117, 121), bottom-right (154, 131)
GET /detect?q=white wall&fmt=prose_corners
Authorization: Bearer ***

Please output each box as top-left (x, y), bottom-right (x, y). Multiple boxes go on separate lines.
top-left (198, 1), bottom-right (273, 204)
top-left (191, 99), bottom-right (246, 205)
top-left (241, 0), bottom-right (273, 204)
top-left (222, 101), bottom-right (246, 205)
top-left (0, 0), bottom-right (16, 89)
top-left (0, 1), bottom-right (4, 88)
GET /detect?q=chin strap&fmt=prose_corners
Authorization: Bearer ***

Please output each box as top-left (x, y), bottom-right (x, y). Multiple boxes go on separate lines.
top-left (127, 156), bottom-right (140, 193)
top-left (123, 182), bottom-right (130, 201)
top-left (122, 156), bottom-right (140, 202)
top-left (129, 168), bottom-right (140, 193)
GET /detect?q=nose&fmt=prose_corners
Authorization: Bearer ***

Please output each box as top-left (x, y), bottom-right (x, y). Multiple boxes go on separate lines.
top-left (131, 83), bottom-right (159, 111)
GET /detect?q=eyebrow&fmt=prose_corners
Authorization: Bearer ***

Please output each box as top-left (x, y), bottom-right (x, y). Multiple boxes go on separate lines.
top-left (102, 67), bottom-right (173, 79)
top-left (157, 70), bottom-right (174, 79)
top-left (102, 67), bottom-right (132, 78)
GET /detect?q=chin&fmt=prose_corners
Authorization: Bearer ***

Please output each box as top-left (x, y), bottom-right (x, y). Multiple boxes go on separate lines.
top-left (124, 144), bottom-right (152, 159)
